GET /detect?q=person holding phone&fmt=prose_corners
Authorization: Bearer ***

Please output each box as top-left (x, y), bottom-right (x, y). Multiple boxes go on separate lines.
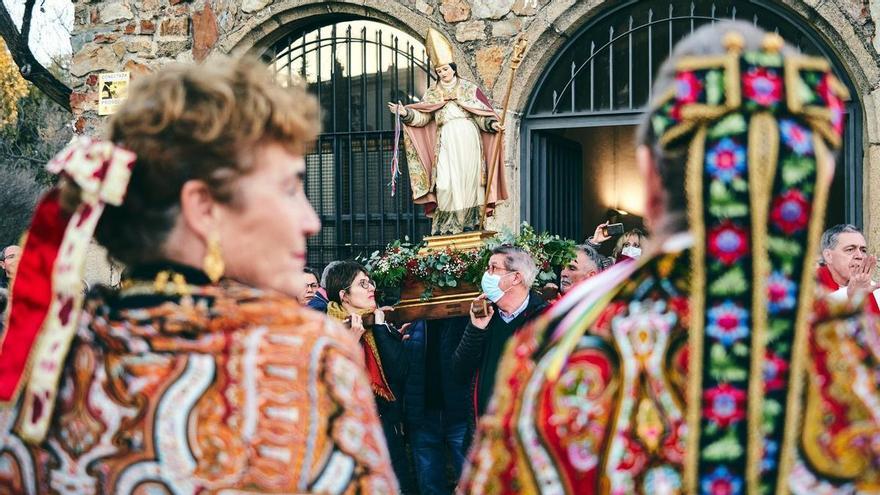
top-left (452, 246), bottom-right (547, 431)
top-left (587, 222), bottom-right (648, 265)
top-left (611, 228), bottom-right (648, 261)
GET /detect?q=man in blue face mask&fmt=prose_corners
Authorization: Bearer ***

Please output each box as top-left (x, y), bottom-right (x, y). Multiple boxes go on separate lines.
top-left (451, 246), bottom-right (548, 431)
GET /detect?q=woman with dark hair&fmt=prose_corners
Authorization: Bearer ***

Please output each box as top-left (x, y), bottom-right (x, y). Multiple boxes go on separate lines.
top-left (324, 260), bottom-right (414, 491)
top-left (0, 58), bottom-right (397, 493)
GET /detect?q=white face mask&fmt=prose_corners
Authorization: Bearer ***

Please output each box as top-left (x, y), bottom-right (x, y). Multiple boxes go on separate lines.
top-left (621, 246), bottom-right (642, 259)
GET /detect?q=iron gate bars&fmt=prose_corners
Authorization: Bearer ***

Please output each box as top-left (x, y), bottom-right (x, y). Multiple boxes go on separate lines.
top-left (268, 21), bottom-right (434, 268)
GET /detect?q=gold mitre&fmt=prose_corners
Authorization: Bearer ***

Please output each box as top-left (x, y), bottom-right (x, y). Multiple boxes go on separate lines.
top-left (425, 28), bottom-right (454, 67)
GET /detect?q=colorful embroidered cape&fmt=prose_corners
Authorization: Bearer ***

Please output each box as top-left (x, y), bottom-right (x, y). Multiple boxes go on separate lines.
top-left (0, 267), bottom-right (399, 494)
top-left (459, 31), bottom-right (878, 495)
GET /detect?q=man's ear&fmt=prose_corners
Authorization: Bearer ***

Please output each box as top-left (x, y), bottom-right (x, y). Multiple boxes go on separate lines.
top-left (637, 145), bottom-right (665, 232)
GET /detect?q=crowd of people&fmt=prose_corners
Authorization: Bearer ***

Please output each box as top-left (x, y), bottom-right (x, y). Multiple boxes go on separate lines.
top-left (0, 20), bottom-right (878, 495)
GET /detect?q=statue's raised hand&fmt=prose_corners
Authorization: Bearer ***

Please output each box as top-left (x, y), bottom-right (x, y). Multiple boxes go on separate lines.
top-left (387, 100), bottom-right (407, 116)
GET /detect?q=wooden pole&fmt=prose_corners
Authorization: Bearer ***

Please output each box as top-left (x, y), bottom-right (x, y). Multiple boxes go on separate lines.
top-left (480, 38), bottom-right (528, 230)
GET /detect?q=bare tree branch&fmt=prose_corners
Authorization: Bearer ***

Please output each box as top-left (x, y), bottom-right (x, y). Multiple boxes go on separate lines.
top-left (0, 0), bottom-right (71, 112)
top-left (20, 0), bottom-right (35, 42)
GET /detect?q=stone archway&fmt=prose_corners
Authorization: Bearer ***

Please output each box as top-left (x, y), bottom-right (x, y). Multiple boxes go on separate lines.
top-left (216, 0), bottom-right (479, 84)
top-left (503, 0), bottom-right (880, 244)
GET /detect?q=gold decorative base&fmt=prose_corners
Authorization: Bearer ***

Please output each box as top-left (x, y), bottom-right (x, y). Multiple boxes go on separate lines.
top-left (419, 230), bottom-right (496, 255)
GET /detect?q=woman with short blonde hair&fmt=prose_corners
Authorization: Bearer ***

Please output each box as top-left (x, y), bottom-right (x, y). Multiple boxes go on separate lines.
top-left (0, 58), bottom-right (398, 493)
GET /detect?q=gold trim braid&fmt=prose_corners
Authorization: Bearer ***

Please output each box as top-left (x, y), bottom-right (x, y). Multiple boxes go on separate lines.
top-left (746, 112), bottom-right (779, 493)
top-left (684, 125), bottom-right (708, 495)
top-left (774, 133), bottom-right (833, 495)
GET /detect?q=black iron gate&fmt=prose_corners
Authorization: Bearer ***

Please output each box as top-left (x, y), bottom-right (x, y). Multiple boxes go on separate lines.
top-left (523, 0), bottom-right (863, 233)
top-left (530, 131), bottom-right (583, 240)
top-left (267, 21), bottom-right (434, 269)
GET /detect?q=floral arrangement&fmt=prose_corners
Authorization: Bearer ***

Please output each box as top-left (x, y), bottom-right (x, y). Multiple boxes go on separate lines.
top-left (361, 224), bottom-right (576, 300)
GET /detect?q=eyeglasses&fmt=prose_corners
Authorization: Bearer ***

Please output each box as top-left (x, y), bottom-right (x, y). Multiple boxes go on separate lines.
top-left (345, 278), bottom-right (376, 291)
top-left (305, 282), bottom-right (320, 289)
top-left (486, 265), bottom-right (514, 275)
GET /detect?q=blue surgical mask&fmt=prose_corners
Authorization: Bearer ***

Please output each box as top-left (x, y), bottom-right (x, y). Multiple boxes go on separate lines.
top-left (481, 271), bottom-right (512, 302)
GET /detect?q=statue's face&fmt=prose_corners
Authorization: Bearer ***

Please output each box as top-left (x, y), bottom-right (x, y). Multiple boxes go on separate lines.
top-left (435, 64), bottom-right (455, 83)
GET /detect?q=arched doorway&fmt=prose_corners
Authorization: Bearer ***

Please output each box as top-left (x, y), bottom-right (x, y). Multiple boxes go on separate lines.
top-left (522, 0), bottom-right (862, 242)
top-left (265, 20), bottom-right (434, 268)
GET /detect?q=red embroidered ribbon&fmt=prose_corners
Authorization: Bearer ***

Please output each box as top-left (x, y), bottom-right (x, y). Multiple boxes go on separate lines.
top-left (0, 191), bottom-right (69, 401)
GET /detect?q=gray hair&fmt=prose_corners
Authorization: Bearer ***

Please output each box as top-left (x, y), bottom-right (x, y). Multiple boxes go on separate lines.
top-left (575, 244), bottom-right (605, 272)
top-left (819, 224), bottom-right (862, 264)
top-left (636, 21), bottom-right (802, 231)
top-left (492, 246), bottom-right (538, 286)
top-left (320, 260), bottom-right (343, 288)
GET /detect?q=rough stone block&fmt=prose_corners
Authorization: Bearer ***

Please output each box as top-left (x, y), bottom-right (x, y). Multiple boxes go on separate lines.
top-left (140, 19), bottom-right (156, 34)
top-left (456, 20), bottom-right (486, 42)
top-left (192, 3), bottom-right (219, 62)
top-left (161, 16), bottom-right (189, 37)
top-left (473, 0), bottom-right (514, 20)
top-left (864, 144), bottom-right (880, 245)
top-left (124, 59), bottom-right (153, 76)
top-left (125, 37), bottom-right (153, 55)
top-left (440, 0), bottom-right (470, 22)
top-left (100, 1), bottom-right (134, 23)
top-left (416, 0), bottom-right (434, 15)
top-left (865, 86), bottom-right (880, 144)
top-left (93, 33), bottom-right (120, 43)
top-left (70, 44), bottom-right (119, 77)
top-left (512, 0), bottom-right (540, 16)
top-left (111, 41), bottom-right (127, 58)
top-left (492, 17), bottom-right (522, 38)
top-left (476, 44), bottom-right (505, 90)
top-left (242, 0), bottom-right (272, 14)
top-left (537, 0), bottom-right (576, 26)
top-left (70, 90), bottom-right (97, 112)
top-left (140, 0), bottom-right (161, 12)
top-left (157, 39), bottom-right (192, 57)
top-left (871, 0), bottom-right (880, 53)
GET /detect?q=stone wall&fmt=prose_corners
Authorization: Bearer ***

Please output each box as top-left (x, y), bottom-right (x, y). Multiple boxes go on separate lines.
top-left (69, 0), bottom-right (880, 242)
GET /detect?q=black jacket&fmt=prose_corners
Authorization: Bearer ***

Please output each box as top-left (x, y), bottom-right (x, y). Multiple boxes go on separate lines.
top-left (370, 322), bottom-right (409, 418)
top-left (451, 291), bottom-right (547, 422)
top-left (402, 318), bottom-right (472, 428)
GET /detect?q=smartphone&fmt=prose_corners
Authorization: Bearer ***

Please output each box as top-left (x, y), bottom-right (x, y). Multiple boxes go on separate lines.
top-left (603, 223), bottom-right (625, 237)
top-left (343, 312), bottom-right (375, 328)
top-left (471, 298), bottom-right (490, 318)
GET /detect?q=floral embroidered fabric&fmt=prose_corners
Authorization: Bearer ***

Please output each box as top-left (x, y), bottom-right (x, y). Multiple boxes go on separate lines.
top-left (0, 270), bottom-right (399, 494)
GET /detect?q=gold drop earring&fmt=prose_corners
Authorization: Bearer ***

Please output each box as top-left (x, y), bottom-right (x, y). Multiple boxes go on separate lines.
top-left (203, 230), bottom-right (225, 284)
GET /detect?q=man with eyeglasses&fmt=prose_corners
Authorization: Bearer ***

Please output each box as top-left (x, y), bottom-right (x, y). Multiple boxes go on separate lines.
top-left (1, 245), bottom-right (21, 286)
top-left (297, 267), bottom-right (321, 306)
top-left (451, 246), bottom-right (547, 429)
